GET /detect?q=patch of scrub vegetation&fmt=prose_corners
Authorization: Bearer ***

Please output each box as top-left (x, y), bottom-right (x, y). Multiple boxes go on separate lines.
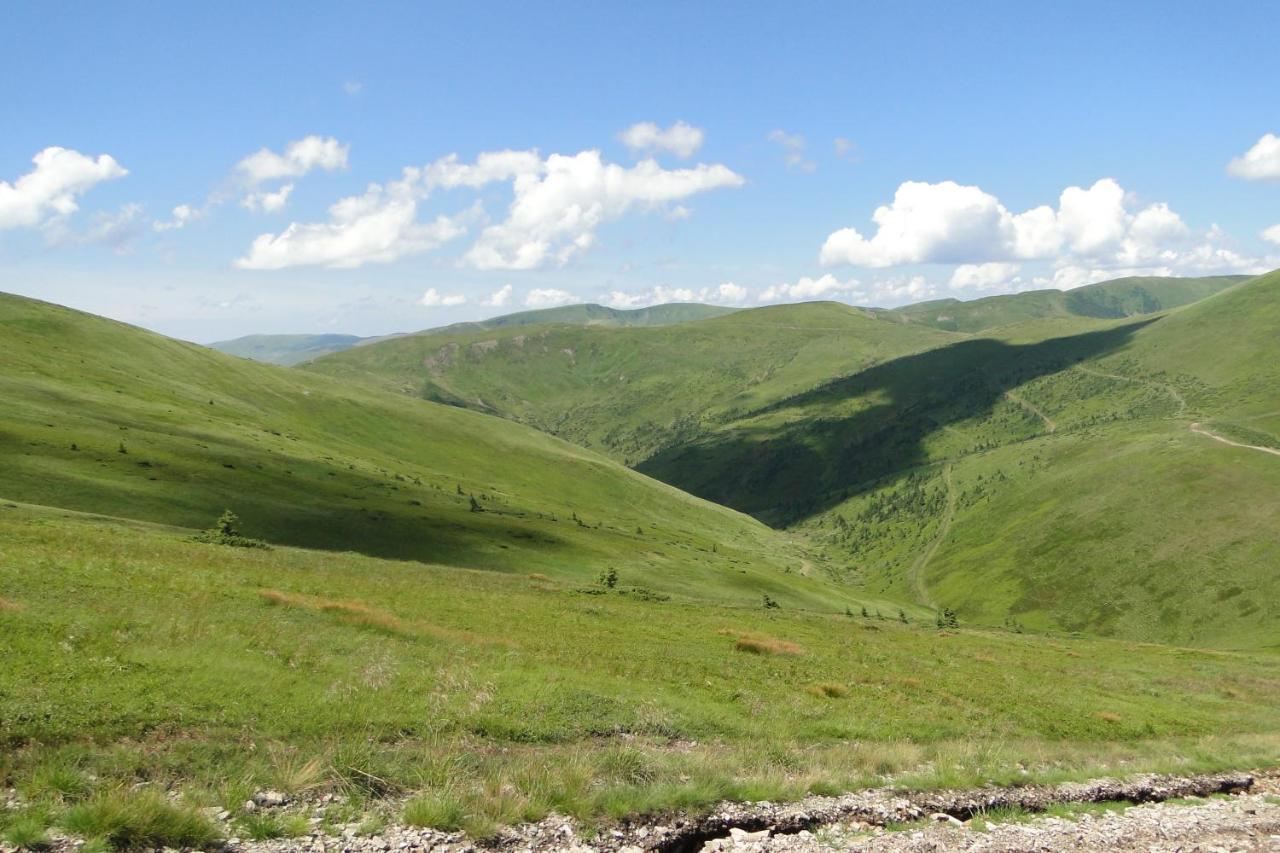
top-left (1, 507), bottom-right (1277, 837)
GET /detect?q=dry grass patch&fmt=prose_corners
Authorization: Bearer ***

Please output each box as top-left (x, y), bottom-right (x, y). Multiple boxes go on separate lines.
top-left (257, 589), bottom-right (511, 647)
top-left (1093, 711), bottom-right (1123, 723)
top-left (717, 628), bottom-right (804, 656)
top-left (0, 596), bottom-right (24, 612)
top-left (806, 682), bottom-right (849, 699)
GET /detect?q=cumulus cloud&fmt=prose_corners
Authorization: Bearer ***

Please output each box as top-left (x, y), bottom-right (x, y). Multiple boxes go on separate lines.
top-left (819, 177), bottom-right (1259, 276)
top-left (618, 121), bottom-right (704, 158)
top-left (1227, 133), bottom-right (1280, 181)
top-left (241, 184), bottom-right (294, 214)
top-left (153, 203), bottom-right (201, 232)
top-left (950, 262), bottom-right (1021, 290)
top-left (481, 284), bottom-right (513, 307)
top-left (235, 136), bottom-right (349, 186)
top-left (524, 287), bottom-right (575, 308)
top-left (768, 130), bottom-right (814, 172)
top-left (601, 282), bottom-right (749, 308)
top-left (237, 147), bottom-right (741, 272)
top-left (758, 274), bottom-right (852, 302)
top-left (0, 147), bottom-right (128, 230)
top-left (1263, 223), bottom-right (1280, 245)
top-left (419, 288), bottom-right (466, 307)
top-left (463, 151), bottom-right (744, 270)
top-left (234, 177), bottom-right (472, 270)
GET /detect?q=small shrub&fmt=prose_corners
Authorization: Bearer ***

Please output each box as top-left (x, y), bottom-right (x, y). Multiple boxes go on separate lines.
top-left (62, 789), bottom-right (222, 850)
top-left (762, 593), bottom-right (779, 609)
top-left (4, 816), bottom-right (51, 850)
top-left (469, 495), bottom-right (483, 513)
top-left (192, 509), bottom-right (270, 549)
top-left (403, 791), bottom-right (467, 831)
top-left (598, 567), bottom-right (618, 589)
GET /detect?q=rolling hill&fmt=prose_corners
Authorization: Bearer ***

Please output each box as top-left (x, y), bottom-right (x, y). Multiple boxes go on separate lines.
top-left (876, 274), bottom-right (1247, 333)
top-left (309, 272), bottom-right (1280, 648)
top-left (0, 291), bottom-right (879, 612)
top-left (208, 302), bottom-right (736, 365)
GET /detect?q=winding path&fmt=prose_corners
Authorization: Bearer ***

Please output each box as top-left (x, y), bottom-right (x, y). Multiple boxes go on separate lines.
top-left (1004, 389), bottom-right (1057, 433)
top-left (906, 464), bottom-right (954, 609)
top-left (1189, 422), bottom-right (1280, 458)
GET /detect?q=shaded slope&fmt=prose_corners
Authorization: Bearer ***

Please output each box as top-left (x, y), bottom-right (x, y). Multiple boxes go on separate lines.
top-left (308, 302), bottom-right (959, 464)
top-left (0, 291), bottom-right (874, 611)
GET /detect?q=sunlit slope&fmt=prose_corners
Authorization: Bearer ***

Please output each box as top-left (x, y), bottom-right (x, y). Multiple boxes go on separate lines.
top-left (0, 292), bottom-right (875, 611)
top-left (307, 302), bottom-right (959, 464)
top-left (809, 272), bottom-right (1280, 648)
top-left (879, 275), bottom-right (1247, 333)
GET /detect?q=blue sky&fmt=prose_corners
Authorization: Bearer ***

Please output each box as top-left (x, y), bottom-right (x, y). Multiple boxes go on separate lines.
top-left (2, 1), bottom-right (1279, 341)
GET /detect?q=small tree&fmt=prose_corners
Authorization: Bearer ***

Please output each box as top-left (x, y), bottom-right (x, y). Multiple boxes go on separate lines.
top-left (861, 606), bottom-right (869, 618)
top-left (215, 509), bottom-right (240, 537)
top-left (898, 609), bottom-right (908, 624)
top-left (598, 567), bottom-right (618, 589)
top-left (193, 508), bottom-right (269, 549)
top-left (762, 593), bottom-right (780, 610)
top-left (469, 495), bottom-right (483, 513)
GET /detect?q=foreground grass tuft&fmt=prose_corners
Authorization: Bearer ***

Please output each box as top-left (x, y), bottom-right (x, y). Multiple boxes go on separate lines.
top-left (402, 790), bottom-right (468, 832)
top-left (62, 790), bottom-right (221, 850)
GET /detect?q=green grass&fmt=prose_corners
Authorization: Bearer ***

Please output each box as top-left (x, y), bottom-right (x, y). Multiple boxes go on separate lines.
top-left (61, 789), bottom-right (222, 850)
top-left (0, 290), bottom-right (888, 614)
top-left (308, 271), bottom-right (1280, 648)
top-left (0, 506), bottom-right (1277, 836)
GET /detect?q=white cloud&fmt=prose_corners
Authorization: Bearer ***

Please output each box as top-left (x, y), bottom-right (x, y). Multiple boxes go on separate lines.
top-left (524, 288), bottom-right (575, 308)
top-left (482, 284), bottom-right (513, 307)
top-left (1227, 133), bottom-right (1280, 181)
top-left (768, 129), bottom-right (815, 172)
top-left (834, 137), bottom-right (857, 161)
top-left (618, 121), bottom-right (704, 158)
top-left (241, 183), bottom-right (294, 214)
top-left (234, 177), bottom-right (471, 270)
top-left (419, 288), bottom-right (466, 307)
top-left (45, 202), bottom-right (143, 252)
top-left (463, 151), bottom-right (744, 270)
top-left (758, 274), bottom-right (852, 302)
top-left (1263, 223), bottom-right (1280, 245)
top-left (601, 282), bottom-right (748, 309)
top-left (236, 136), bottom-right (349, 186)
top-left (153, 203), bottom-right (201, 232)
top-left (342, 81), bottom-right (364, 96)
top-left (819, 177), bottom-right (1258, 277)
top-left (716, 281), bottom-right (747, 302)
top-left (950, 262), bottom-right (1021, 290)
top-left (0, 147), bottom-right (128, 230)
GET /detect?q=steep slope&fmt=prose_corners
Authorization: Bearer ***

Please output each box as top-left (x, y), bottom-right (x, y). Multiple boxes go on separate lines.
top-left (878, 275), bottom-right (1246, 333)
top-left (0, 292), bottom-right (878, 611)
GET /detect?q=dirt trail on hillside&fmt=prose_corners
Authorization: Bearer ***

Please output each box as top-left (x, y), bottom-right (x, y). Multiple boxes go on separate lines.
top-left (1075, 366), bottom-right (1187, 416)
top-left (1190, 423), bottom-right (1280, 458)
top-left (1002, 389), bottom-right (1056, 433)
top-left (905, 464), bottom-right (953, 609)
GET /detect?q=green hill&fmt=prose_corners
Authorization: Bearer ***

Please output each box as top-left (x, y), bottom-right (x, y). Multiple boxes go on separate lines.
top-left (0, 291), bottom-right (879, 612)
top-left (310, 273), bottom-right (1280, 649)
top-left (208, 303), bottom-right (736, 365)
top-left (206, 333), bottom-right (364, 366)
top-left (878, 275), bottom-right (1247, 333)
top-left (2, 289), bottom-right (1278, 842)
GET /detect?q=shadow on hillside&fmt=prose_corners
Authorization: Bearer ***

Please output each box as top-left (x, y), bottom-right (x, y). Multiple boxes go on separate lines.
top-left (637, 319), bottom-right (1157, 526)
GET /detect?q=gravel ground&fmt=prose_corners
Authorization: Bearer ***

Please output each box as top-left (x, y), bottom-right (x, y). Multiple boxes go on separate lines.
top-left (7, 772), bottom-right (1275, 852)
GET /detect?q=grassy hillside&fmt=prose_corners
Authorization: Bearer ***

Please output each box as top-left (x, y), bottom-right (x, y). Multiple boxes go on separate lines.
top-left (309, 273), bottom-right (1280, 648)
top-left (210, 303), bottom-right (736, 365)
top-left (0, 291), bottom-right (883, 612)
top-left (308, 302), bottom-right (960, 464)
top-left (878, 275), bottom-right (1246, 333)
top-left (206, 333), bottom-right (363, 366)
top-left (2, 502), bottom-right (1277, 843)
